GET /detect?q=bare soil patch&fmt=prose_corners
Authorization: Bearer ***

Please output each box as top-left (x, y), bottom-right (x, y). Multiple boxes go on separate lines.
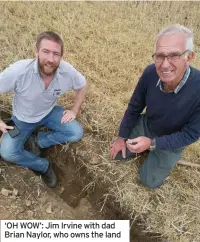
top-left (0, 106), bottom-right (159, 241)
top-left (0, 143), bottom-right (160, 242)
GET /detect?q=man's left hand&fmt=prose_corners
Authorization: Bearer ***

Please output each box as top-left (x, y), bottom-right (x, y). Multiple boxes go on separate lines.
top-left (126, 136), bottom-right (151, 153)
top-left (61, 110), bottom-right (77, 123)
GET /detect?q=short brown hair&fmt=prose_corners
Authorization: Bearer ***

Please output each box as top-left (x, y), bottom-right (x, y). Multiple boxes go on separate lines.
top-left (36, 31), bottom-right (64, 56)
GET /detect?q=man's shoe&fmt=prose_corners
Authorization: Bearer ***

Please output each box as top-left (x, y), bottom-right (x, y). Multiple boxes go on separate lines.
top-left (26, 135), bottom-right (41, 157)
top-left (41, 163), bottom-right (57, 188)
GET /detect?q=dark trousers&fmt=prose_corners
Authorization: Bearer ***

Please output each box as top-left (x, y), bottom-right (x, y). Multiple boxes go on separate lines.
top-left (115, 115), bottom-right (183, 188)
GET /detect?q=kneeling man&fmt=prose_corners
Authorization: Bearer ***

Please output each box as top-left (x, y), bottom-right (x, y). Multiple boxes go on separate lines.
top-left (110, 24), bottom-right (200, 189)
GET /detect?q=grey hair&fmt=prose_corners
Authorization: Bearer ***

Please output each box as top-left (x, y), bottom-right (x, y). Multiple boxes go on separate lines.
top-left (155, 24), bottom-right (194, 52)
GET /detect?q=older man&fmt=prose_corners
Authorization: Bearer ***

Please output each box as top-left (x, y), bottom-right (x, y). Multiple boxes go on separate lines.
top-left (110, 24), bottom-right (200, 189)
top-left (0, 31), bottom-right (87, 188)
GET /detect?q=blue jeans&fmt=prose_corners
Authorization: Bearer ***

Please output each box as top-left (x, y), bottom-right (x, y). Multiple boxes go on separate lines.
top-left (0, 106), bottom-right (83, 173)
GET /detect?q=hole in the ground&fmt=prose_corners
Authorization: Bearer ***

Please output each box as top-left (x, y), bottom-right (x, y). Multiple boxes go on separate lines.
top-left (0, 109), bottom-right (161, 241)
top-left (43, 145), bottom-right (162, 242)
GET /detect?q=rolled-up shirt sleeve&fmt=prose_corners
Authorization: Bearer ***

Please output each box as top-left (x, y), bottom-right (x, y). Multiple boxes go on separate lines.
top-left (0, 63), bottom-right (18, 93)
top-left (72, 69), bottom-right (86, 90)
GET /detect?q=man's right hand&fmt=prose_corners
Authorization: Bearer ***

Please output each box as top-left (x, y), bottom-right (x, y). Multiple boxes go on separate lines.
top-left (0, 120), bottom-right (14, 134)
top-left (110, 137), bottom-right (126, 159)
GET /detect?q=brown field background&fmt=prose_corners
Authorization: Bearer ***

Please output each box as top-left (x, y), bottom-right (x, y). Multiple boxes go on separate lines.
top-left (1, 2), bottom-right (200, 241)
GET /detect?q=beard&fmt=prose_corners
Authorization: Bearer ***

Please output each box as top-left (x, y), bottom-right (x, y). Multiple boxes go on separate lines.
top-left (38, 57), bottom-right (59, 77)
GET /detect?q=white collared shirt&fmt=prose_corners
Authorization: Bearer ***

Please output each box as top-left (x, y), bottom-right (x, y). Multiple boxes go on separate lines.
top-left (0, 59), bottom-right (86, 123)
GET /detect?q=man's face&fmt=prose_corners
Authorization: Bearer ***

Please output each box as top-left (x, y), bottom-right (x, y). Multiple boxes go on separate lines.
top-left (36, 39), bottom-right (62, 77)
top-left (155, 33), bottom-right (192, 85)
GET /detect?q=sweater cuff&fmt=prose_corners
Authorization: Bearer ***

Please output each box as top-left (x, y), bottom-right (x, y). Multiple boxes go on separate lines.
top-left (155, 136), bottom-right (169, 150)
top-left (118, 130), bottom-right (129, 139)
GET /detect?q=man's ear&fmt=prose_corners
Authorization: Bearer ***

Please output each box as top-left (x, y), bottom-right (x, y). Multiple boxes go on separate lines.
top-left (186, 51), bottom-right (195, 65)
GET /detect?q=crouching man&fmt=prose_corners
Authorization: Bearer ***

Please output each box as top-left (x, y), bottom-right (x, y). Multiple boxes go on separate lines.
top-left (0, 31), bottom-right (87, 188)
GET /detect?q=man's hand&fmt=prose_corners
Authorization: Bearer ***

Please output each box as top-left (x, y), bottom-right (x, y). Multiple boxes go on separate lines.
top-left (126, 136), bottom-right (151, 153)
top-left (110, 137), bottom-right (126, 159)
top-left (0, 120), bottom-right (14, 134)
top-left (61, 110), bottom-right (77, 123)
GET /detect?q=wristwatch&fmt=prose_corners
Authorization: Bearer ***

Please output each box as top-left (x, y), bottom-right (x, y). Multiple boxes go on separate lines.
top-left (150, 138), bottom-right (156, 151)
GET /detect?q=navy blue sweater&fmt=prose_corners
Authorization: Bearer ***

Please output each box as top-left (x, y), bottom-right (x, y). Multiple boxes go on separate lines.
top-left (119, 64), bottom-right (200, 150)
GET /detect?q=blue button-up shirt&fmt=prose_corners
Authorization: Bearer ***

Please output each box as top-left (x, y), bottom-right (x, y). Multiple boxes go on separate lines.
top-left (156, 67), bottom-right (190, 94)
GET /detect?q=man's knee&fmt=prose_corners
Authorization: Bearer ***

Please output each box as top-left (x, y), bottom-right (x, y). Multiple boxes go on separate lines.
top-left (0, 147), bottom-right (18, 163)
top-left (73, 125), bottom-right (83, 141)
top-left (0, 137), bottom-right (19, 162)
top-left (63, 122), bottom-right (84, 142)
top-left (139, 165), bottom-right (165, 189)
top-left (140, 174), bottom-right (162, 189)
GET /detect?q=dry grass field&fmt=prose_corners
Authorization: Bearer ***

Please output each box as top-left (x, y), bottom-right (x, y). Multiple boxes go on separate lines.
top-left (1, 1), bottom-right (200, 241)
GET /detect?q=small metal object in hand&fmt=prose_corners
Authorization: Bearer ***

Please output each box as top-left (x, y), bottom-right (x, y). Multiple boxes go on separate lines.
top-left (131, 142), bottom-right (138, 145)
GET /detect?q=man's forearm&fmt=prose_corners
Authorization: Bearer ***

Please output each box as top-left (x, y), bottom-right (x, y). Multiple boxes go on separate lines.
top-left (72, 82), bottom-right (88, 114)
top-left (119, 110), bottom-right (141, 138)
top-left (118, 99), bottom-right (143, 138)
top-left (119, 74), bottom-right (146, 138)
top-left (155, 130), bottom-right (199, 150)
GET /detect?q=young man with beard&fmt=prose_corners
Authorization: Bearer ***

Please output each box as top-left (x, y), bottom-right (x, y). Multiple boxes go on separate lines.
top-left (110, 24), bottom-right (200, 189)
top-left (0, 31), bottom-right (87, 188)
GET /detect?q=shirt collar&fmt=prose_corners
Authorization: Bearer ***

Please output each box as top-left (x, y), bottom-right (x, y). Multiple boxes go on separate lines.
top-left (156, 66), bottom-right (190, 94)
top-left (33, 58), bottom-right (39, 74)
